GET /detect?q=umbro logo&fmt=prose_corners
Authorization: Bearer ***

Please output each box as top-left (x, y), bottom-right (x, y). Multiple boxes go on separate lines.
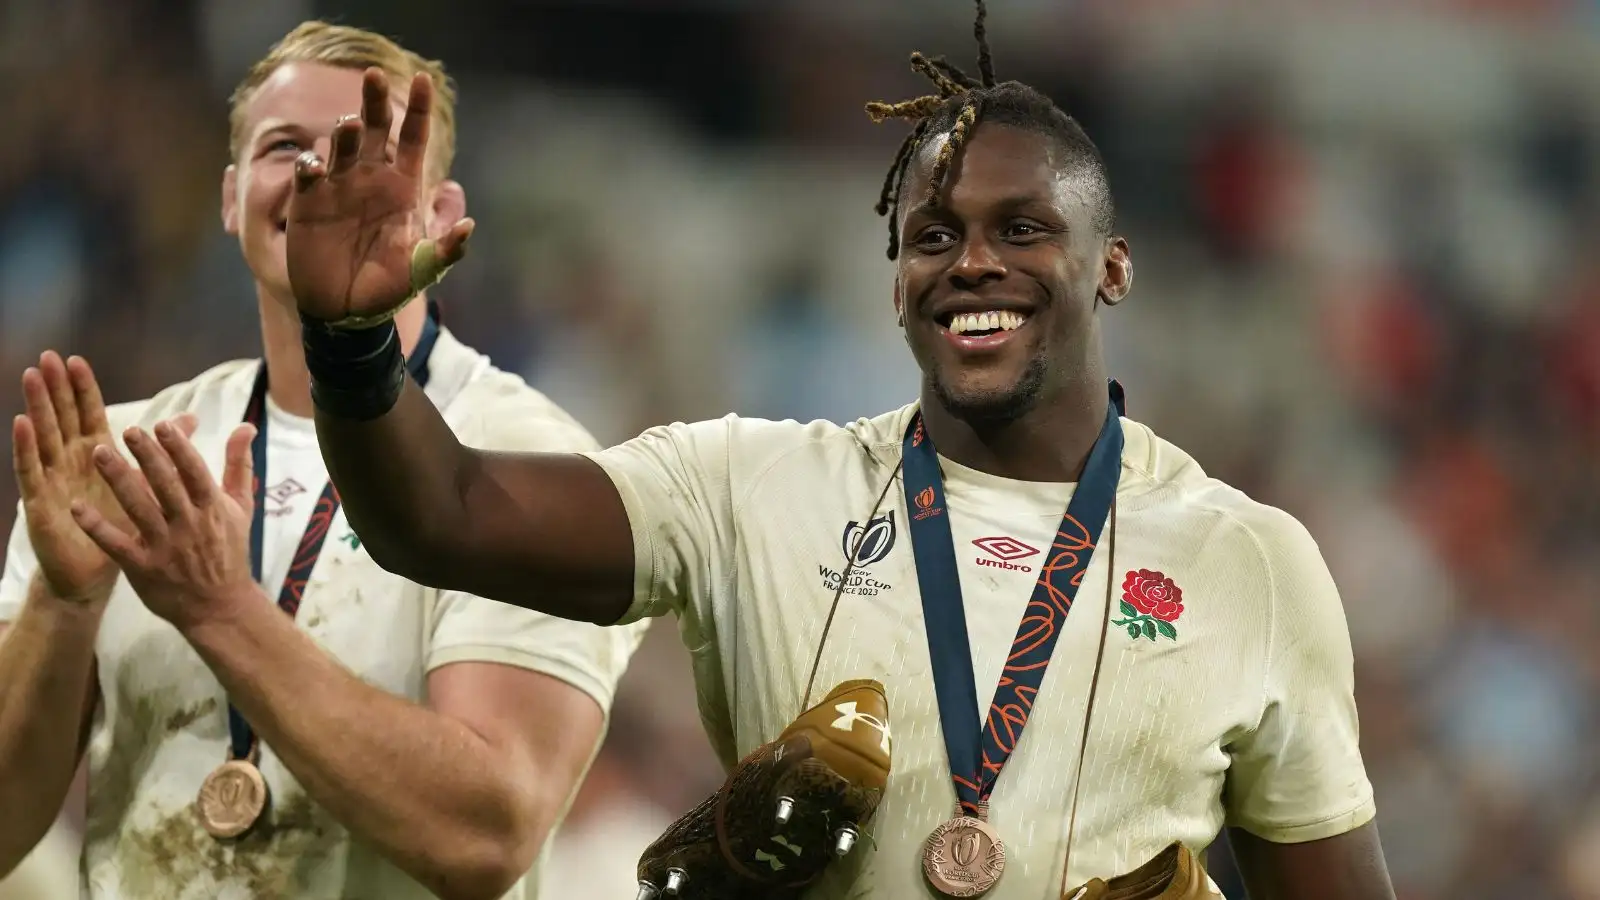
top-left (263, 478), bottom-right (307, 517)
top-left (973, 536), bottom-right (1039, 572)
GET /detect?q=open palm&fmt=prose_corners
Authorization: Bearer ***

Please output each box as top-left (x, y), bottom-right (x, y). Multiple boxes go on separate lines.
top-left (12, 354), bottom-right (140, 600)
top-left (285, 68), bottom-right (473, 326)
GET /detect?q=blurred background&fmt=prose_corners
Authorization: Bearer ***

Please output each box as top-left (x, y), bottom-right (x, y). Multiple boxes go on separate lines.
top-left (1, 0), bottom-right (1598, 897)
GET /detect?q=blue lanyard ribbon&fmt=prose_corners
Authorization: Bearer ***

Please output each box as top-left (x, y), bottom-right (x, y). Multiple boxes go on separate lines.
top-left (225, 308), bottom-right (440, 760)
top-left (900, 381), bottom-right (1125, 815)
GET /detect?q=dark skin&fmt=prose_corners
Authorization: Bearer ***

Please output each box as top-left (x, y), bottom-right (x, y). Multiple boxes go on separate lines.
top-left (893, 123), bottom-right (1129, 484)
top-left (286, 70), bottom-right (1394, 900)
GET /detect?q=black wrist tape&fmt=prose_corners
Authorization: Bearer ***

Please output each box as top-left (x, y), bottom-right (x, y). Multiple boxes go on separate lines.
top-left (301, 315), bottom-right (407, 421)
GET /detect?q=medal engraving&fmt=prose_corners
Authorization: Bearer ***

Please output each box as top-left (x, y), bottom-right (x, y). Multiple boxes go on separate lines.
top-left (196, 759), bottom-right (268, 839)
top-left (922, 815), bottom-right (1005, 897)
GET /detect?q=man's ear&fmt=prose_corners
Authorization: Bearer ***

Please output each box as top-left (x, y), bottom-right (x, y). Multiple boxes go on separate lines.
top-left (221, 165), bottom-right (239, 235)
top-left (426, 179), bottom-right (467, 239)
top-left (1098, 235), bottom-right (1132, 307)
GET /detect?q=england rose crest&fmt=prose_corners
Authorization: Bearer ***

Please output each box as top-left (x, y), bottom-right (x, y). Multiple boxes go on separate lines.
top-left (1112, 568), bottom-right (1184, 642)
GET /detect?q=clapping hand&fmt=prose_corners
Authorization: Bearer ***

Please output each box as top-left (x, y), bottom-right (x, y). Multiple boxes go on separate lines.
top-left (70, 419), bottom-right (259, 631)
top-left (11, 353), bottom-right (194, 603)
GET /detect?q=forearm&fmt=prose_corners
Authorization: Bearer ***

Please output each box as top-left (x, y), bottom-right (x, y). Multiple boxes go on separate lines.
top-left (183, 592), bottom-right (542, 899)
top-left (0, 577), bottom-right (101, 874)
top-left (314, 375), bottom-right (473, 577)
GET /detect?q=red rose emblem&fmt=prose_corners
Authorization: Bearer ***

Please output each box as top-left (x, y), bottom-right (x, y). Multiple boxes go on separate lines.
top-left (1122, 569), bottom-right (1184, 622)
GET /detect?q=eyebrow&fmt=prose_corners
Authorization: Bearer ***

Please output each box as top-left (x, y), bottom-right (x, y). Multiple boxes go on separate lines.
top-left (988, 194), bottom-right (1059, 213)
top-left (902, 194), bottom-right (1058, 219)
top-left (251, 121), bottom-right (400, 154)
top-left (251, 122), bottom-right (304, 144)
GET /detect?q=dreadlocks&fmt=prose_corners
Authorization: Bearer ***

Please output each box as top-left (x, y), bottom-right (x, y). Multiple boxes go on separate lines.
top-left (867, 0), bottom-right (1114, 259)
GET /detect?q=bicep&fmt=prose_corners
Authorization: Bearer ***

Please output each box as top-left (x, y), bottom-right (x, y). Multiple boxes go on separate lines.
top-left (419, 417), bottom-right (735, 628)
top-left (440, 449), bottom-right (635, 624)
top-left (321, 385), bottom-right (636, 623)
top-left (427, 661), bottom-right (605, 836)
top-left (1226, 512), bottom-right (1373, 841)
top-left (1228, 823), bottom-right (1394, 900)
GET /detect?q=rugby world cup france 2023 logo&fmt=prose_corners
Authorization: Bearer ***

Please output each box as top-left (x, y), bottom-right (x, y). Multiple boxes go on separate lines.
top-left (843, 512), bottom-right (896, 567)
top-left (821, 512), bottom-right (897, 597)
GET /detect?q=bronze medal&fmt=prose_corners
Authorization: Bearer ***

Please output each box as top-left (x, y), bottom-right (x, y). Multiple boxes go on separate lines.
top-left (196, 757), bottom-right (269, 839)
top-left (922, 812), bottom-right (1006, 897)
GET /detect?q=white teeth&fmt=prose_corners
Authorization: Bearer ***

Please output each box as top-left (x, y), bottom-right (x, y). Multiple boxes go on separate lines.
top-left (948, 310), bottom-right (1027, 335)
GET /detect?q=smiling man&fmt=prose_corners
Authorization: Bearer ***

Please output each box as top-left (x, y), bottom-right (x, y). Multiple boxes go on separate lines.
top-left (0, 21), bottom-right (643, 900)
top-left (270, 2), bottom-right (1394, 898)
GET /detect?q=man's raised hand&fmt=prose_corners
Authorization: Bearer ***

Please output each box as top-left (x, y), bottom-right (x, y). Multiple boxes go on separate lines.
top-left (285, 69), bottom-right (473, 328)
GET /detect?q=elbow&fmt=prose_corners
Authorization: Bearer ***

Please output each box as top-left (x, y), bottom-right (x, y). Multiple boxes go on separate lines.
top-left (360, 532), bottom-right (437, 584)
top-left (427, 801), bottom-right (551, 900)
top-left (0, 820), bottom-right (54, 882)
top-left (428, 853), bottom-right (527, 900)
top-left (357, 518), bottom-right (460, 587)
top-left (427, 842), bottom-right (532, 900)
top-left (340, 480), bottom-right (467, 584)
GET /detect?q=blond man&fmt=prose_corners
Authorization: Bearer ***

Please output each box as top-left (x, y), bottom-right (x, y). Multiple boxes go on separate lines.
top-left (0, 22), bottom-right (645, 899)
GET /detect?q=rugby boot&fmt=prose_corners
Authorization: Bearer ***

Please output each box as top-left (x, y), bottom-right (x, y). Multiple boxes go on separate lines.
top-left (1063, 843), bottom-right (1222, 900)
top-left (635, 679), bottom-right (892, 899)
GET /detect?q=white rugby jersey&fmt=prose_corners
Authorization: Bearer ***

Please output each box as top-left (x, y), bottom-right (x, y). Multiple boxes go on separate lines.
top-left (586, 407), bottom-right (1373, 898)
top-left (0, 329), bottom-right (648, 900)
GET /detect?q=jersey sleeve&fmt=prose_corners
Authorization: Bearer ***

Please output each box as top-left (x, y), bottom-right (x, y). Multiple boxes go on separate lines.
top-left (1224, 510), bottom-right (1377, 843)
top-left (0, 505), bottom-right (37, 624)
top-left (581, 417), bottom-right (736, 628)
top-left (426, 591), bottom-right (648, 714)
